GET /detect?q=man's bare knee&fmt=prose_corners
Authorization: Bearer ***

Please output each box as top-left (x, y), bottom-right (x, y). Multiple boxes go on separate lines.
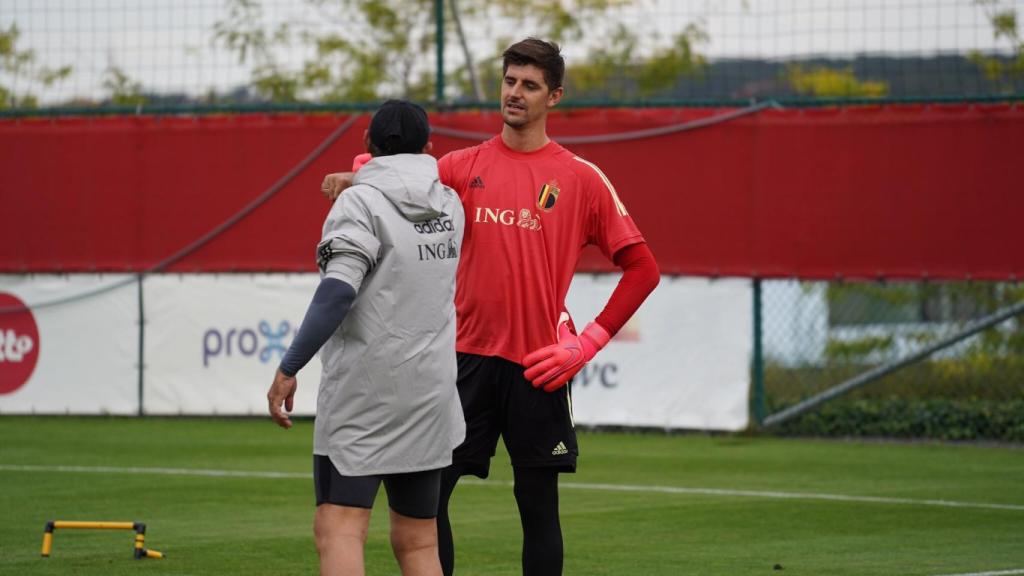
top-left (315, 504), bottom-right (370, 553)
top-left (391, 530), bottom-right (436, 557)
top-left (389, 511), bottom-right (438, 556)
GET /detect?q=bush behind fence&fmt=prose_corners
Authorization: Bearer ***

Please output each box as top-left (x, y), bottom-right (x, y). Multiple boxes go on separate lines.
top-left (761, 280), bottom-right (1024, 441)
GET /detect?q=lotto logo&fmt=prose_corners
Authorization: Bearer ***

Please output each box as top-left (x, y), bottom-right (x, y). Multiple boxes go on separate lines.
top-left (0, 293), bottom-right (40, 395)
top-left (0, 329), bottom-right (34, 361)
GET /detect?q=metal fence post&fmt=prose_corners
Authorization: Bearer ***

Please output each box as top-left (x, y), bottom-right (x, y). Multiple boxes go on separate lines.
top-left (435, 0), bottom-right (445, 103)
top-left (752, 277), bottom-right (765, 425)
top-left (136, 273), bottom-right (145, 416)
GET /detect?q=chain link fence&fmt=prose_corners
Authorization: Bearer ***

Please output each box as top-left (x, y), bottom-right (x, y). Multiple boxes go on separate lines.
top-left (2, 0), bottom-right (1023, 113)
top-left (3, 1), bottom-right (1022, 439)
top-left (757, 280), bottom-right (1024, 440)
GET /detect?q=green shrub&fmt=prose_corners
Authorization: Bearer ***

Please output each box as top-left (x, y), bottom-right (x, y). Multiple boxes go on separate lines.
top-left (765, 357), bottom-right (1024, 403)
top-left (770, 397), bottom-right (1024, 442)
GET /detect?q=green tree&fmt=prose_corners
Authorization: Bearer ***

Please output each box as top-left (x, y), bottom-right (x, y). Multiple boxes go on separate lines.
top-left (970, 0), bottom-right (1024, 89)
top-left (567, 22), bottom-right (707, 100)
top-left (102, 66), bottom-right (147, 107)
top-left (439, 0), bottom-right (709, 102)
top-left (214, 0), bottom-right (436, 103)
top-left (0, 23), bottom-right (73, 109)
top-left (632, 23), bottom-right (708, 98)
top-left (787, 65), bottom-right (888, 99)
top-left (212, 0), bottom-right (709, 104)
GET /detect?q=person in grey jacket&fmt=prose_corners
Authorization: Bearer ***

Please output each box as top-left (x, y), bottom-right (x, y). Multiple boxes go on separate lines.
top-left (267, 100), bottom-right (465, 576)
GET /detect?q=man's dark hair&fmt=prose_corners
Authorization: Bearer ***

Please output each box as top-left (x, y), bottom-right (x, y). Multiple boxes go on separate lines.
top-left (368, 99), bottom-right (430, 156)
top-left (502, 38), bottom-right (564, 91)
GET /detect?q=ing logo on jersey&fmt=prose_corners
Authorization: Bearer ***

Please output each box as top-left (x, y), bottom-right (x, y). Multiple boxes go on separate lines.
top-left (517, 209), bottom-right (541, 231)
top-left (473, 207), bottom-right (542, 232)
top-left (537, 180), bottom-right (560, 212)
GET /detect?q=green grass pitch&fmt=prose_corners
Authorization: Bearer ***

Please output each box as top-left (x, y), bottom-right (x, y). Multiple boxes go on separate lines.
top-left (0, 416), bottom-right (1022, 575)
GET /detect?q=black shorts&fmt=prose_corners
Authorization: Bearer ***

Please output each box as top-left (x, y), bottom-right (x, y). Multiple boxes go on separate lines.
top-left (313, 455), bottom-right (442, 519)
top-left (452, 353), bottom-right (578, 478)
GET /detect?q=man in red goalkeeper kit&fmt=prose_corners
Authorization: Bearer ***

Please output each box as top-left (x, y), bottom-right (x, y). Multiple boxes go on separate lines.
top-left (322, 38), bottom-right (660, 576)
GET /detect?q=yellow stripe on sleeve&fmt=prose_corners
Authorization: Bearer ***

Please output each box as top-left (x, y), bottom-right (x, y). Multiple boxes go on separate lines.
top-left (572, 156), bottom-right (628, 216)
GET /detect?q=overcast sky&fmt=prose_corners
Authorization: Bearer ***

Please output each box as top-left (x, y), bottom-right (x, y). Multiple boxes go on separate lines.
top-left (1, 0), bottom-right (1020, 103)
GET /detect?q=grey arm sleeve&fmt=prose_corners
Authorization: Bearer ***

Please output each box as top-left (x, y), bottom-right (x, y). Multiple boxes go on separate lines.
top-left (278, 278), bottom-right (357, 377)
top-left (315, 188), bottom-right (380, 292)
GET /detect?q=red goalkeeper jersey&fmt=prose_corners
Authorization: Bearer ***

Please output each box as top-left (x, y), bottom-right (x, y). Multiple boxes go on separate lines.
top-left (438, 136), bottom-right (645, 364)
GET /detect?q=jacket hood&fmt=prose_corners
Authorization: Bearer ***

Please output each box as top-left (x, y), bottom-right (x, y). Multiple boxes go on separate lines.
top-left (353, 154), bottom-right (448, 222)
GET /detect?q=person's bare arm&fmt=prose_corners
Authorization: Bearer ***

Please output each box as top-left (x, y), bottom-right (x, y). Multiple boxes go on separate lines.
top-left (321, 172), bottom-right (355, 201)
top-left (321, 152), bottom-right (374, 200)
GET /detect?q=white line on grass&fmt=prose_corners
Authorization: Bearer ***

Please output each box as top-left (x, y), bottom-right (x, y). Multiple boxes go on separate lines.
top-left (2, 463), bottom-right (1023, 513)
top-left (929, 565), bottom-right (1024, 569)
top-left (543, 480), bottom-right (1024, 513)
top-left (0, 464), bottom-right (308, 479)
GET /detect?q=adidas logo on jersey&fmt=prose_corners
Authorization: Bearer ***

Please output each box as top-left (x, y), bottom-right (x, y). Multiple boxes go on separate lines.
top-left (469, 176), bottom-right (485, 189)
top-left (551, 441), bottom-right (568, 456)
top-left (413, 217), bottom-right (454, 234)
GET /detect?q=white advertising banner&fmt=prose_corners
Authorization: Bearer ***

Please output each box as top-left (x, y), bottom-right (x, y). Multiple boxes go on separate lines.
top-left (143, 274), bottom-right (322, 415)
top-left (565, 276), bottom-right (752, 431)
top-left (0, 275), bottom-right (139, 415)
top-left (2, 273), bottom-right (752, 429)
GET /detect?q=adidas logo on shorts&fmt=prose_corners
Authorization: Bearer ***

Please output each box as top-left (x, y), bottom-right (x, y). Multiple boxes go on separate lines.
top-left (551, 441), bottom-right (568, 456)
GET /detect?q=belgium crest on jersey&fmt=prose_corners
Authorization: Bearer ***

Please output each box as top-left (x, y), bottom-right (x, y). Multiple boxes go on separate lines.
top-left (537, 180), bottom-right (560, 212)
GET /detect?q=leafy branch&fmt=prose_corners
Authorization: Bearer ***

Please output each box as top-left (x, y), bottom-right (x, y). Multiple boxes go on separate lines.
top-left (787, 65), bottom-right (888, 98)
top-left (0, 23), bottom-right (73, 109)
top-left (970, 0), bottom-right (1024, 88)
top-left (211, 0), bottom-right (709, 104)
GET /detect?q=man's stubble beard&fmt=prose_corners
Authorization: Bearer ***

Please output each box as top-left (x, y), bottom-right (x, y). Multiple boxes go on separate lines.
top-left (502, 110), bottom-right (528, 129)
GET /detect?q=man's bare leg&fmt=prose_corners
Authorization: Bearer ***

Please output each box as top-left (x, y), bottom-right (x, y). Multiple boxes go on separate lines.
top-left (390, 509), bottom-right (443, 576)
top-left (314, 504), bottom-right (372, 576)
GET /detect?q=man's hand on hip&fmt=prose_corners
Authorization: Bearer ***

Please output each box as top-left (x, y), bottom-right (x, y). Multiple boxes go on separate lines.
top-left (523, 314), bottom-right (611, 393)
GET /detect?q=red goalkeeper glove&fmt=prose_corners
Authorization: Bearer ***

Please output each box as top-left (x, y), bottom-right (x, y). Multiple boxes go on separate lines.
top-left (522, 313), bottom-right (611, 392)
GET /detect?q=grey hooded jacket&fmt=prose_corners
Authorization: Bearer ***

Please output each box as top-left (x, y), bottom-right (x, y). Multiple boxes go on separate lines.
top-left (313, 153), bottom-right (465, 476)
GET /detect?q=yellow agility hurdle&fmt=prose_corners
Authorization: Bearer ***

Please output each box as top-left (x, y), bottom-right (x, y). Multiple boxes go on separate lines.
top-left (41, 521), bottom-right (165, 559)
